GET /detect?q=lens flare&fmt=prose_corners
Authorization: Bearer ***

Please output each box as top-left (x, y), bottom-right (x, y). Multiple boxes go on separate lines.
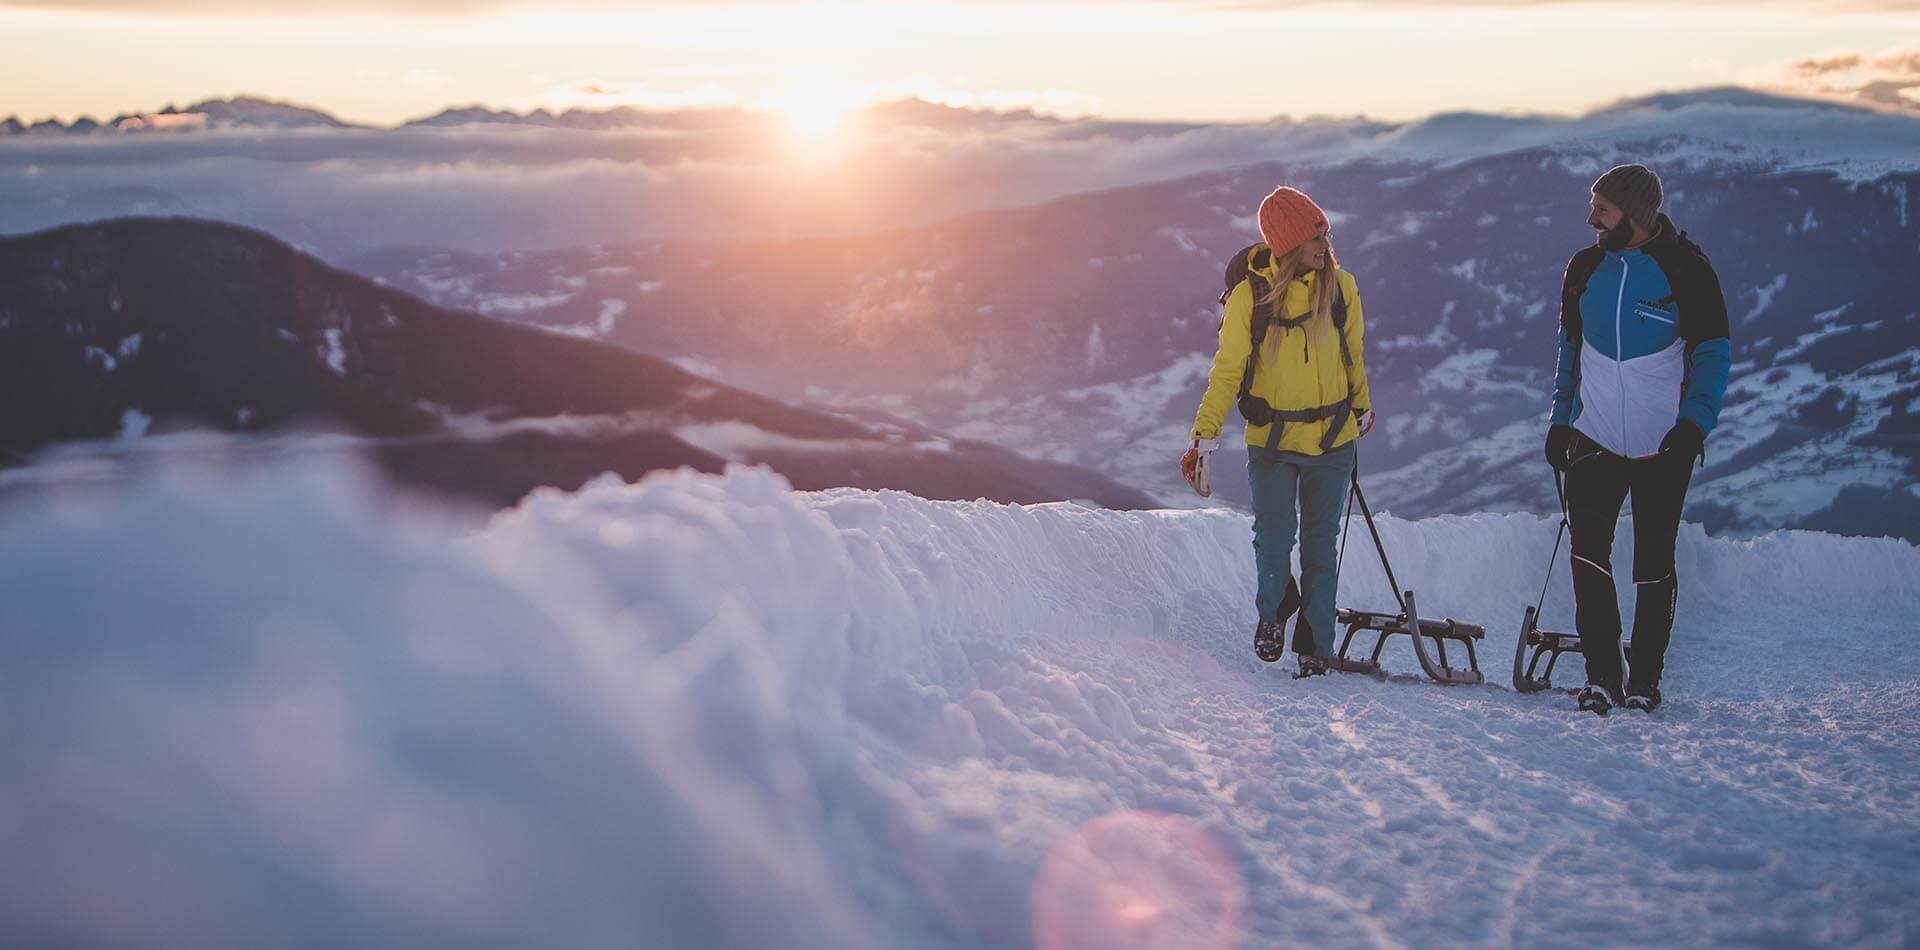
top-left (1032, 810), bottom-right (1246, 950)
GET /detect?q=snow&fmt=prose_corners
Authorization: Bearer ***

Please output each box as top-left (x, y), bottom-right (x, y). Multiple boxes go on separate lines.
top-left (1775, 310), bottom-right (1854, 360)
top-left (116, 408), bottom-right (149, 440)
top-left (320, 327), bottom-right (348, 375)
top-left (671, 355), bottom-right (720, 378)
top-left (476, 291), bottom-right (575, 315)
top-left (2, 459), bottom-right (1915, 947)
top-left (545, 300), bottom-right (626, 339)
top-left (673, 421), bottom-right (917, 459)
top-left (1083, 323), bottom-right (1106, 374)
top-left (412, 271), bottom-right (475, 297)
top-left (596, 299), bottom-right (624, 332)
top-left (1690, 358), bottom-right (1916, 526)
top-left (1158, 228), bottom-right (1206, 256)
top-left (1352, 97), bottom-right (1920, 182)
top-left (1416, 348), bottom-right (1536, 400)
top-left (1741, 273), bottom-right (1787, 325)
top-left (945, 351), bottom-right (1211, 496)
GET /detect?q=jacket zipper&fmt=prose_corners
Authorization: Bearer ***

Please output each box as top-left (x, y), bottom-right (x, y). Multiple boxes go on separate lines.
top-left (1615, 257), bottom-right (1630, 451)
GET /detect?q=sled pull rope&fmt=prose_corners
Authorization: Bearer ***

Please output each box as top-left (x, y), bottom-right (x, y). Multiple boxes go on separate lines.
top-left (1533, 470), bottom-right (1568, 619)
top-left (1348, 469), bottom-right (1407, 615)
top-left (1335, 464), bottom-right (1357, 582)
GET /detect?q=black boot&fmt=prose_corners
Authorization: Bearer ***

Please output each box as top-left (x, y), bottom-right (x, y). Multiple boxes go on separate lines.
top-left (1293, 653), bottom-right (1329, 679)
top-left (1624, 685), bottom-right (1662, 712)
top-left (1577, 682), bottom-right (1620, 716)
top-left (1254, 618), bottom-right (1286, 662)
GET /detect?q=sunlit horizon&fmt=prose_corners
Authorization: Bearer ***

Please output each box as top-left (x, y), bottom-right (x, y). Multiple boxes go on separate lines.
top-left (4, 0), bottom-right (1917, 128)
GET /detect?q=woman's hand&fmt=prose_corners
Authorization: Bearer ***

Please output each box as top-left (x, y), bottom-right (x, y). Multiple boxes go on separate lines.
top-left (1356, 409), bottom-right (1377, 438)
top-left (1180, 439), bottom-right (1218, 497)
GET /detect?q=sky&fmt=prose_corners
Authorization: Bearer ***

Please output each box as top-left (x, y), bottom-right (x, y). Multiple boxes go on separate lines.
top-left (2, 1), bottom-right (1918, 126)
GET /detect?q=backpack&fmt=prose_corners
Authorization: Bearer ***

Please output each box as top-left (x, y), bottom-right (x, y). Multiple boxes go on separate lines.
top-left (1217, 243), bottom-right (1356, 451)
top-left (1219, 242), bottom-right (1350, 356)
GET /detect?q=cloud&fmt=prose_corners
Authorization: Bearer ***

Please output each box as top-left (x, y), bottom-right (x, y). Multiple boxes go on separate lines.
top-left (1790, 54), bottom-right (1866, 77)
top-left (1780, 48), bottom-right (1920, 111)
top-left (3, 83), bottom-right (1914, 257)
top-left (0, 101), bottom-right (1391, 254)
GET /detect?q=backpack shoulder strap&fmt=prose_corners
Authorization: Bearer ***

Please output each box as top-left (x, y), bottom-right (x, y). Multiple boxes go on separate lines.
top-left (1220, 242), bottom-right (1268, 306)
top-left (1245, 272), bottom-right (1274, 346)
top-left (1331, 275), bottom-right (1353, 367)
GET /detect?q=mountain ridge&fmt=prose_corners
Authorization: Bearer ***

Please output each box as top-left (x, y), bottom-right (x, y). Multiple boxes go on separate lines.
top-left (0, 216), bottom-right (1155, 509)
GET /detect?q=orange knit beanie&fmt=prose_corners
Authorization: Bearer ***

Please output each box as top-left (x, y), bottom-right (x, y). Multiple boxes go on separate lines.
top-left (1256, 186), bottom-right (1328, 256)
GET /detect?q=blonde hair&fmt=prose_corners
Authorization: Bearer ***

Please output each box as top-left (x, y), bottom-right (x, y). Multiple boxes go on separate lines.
top-left (1257, 238), bottom-right (1341, 361)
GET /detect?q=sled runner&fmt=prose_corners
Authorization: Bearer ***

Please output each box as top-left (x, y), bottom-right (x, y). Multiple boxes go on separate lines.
top-left (1330, 470), bottom-right (1486, 685)
top-left (1511, 472), bottom-right (1627, 692)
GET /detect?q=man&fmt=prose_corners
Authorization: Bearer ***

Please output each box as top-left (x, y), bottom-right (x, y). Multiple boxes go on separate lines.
top-left (1545, 164), bottom-right (1732, 716)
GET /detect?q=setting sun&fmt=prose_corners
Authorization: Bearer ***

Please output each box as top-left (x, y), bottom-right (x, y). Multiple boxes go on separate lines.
top-left (765, 86), bottom-right (864, 140)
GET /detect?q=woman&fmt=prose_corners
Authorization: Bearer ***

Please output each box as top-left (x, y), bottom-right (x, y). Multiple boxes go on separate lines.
top-left (1180, 186), bottom-right (1376, 677)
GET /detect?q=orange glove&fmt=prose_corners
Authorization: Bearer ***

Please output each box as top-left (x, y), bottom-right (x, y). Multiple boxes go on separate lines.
top-left (1180, 439), bottom-right (1217, 497)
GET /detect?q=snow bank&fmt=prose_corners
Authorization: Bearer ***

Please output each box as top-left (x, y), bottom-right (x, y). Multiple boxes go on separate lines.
top-left (2, 461), bottom-right (1915, 947)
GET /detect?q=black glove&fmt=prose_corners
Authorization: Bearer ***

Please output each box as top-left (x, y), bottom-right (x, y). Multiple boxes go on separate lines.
top-left (1658, 419), bottom-right (1705, 465)
top-left (1544, 424), bottom-right (1577, 472)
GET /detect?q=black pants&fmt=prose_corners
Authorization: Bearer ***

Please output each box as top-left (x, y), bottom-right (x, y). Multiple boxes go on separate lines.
top-left (1565, 431), bottom-right (1694, 694)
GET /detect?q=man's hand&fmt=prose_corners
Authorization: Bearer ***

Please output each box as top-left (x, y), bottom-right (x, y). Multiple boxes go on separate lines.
top-left (1544, 424), bottom-right (1577, 472)
top-left (1658, 419), bottom-right (1705, 465)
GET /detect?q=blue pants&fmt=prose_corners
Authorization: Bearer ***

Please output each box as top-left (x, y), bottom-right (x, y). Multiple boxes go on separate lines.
top-left (1248, 441), bottom-right (1356, 656)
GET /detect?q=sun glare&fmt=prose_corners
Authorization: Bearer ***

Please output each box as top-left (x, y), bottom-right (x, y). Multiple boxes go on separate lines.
top-left (765, 87), bottom-right (864, 140)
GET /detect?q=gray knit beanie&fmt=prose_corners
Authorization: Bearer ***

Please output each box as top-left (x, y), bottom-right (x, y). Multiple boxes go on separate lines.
top-left (1591, 164), bottom-right (1663, 231)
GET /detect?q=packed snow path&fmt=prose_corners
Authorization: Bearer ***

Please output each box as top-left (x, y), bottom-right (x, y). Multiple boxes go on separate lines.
top-left (2, 461), bottom-right (1915, 947)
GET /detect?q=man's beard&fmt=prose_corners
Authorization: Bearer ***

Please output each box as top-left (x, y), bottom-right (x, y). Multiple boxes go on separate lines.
top-left (1595, 217), bottom-right (1636, 251)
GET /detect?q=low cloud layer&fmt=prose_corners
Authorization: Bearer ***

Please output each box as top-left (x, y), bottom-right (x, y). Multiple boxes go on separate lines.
top-left (4, 87), bottom-right (1916, 258)
top-left (1785, 48), bottom-right (1920, 110)
top-left (0, 106), bottom-right (1390, 255)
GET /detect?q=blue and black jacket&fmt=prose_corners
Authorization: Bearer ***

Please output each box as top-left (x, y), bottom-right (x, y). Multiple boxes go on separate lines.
top-left (1550, 214), bottom-right (1732, 459)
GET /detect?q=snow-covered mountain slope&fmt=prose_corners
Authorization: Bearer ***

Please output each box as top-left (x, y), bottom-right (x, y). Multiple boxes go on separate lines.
top-left (365, 154), bottom-right (1920, 540)
top-left (0, 218), bottom-right (1153, 510)
top-left (5, 460), bottom-right (1915, 946)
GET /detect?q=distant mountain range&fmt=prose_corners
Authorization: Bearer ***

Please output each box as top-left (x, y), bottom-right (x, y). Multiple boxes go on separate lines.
top-left (356, 145), bottom-right (1920, 540)
top-left (0, 218), bottom-right (1155, 509)
top-left (9, 87), bottom-right (1915, 257)
top-left (3, 96), bottom-right (355, 135)
top-left (8, 90), bottom-right (1918, 539)
top-left (3, 94), bottom-right (782, 136)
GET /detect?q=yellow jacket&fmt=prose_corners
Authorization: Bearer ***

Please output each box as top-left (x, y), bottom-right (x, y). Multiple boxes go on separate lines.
top-left (1190, 264), bottom-right (1371, 454)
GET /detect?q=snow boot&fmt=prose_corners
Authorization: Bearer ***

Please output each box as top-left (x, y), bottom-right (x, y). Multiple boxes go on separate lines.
top-left (1624, 687), bottom-right (1662, 713)
top-left (1577, 683), bottom-right (1620, 717)
top-left (1254, 577), bottom-right (1302, 663)
top-left (1293, 653), bottom-right (1329, 679)
top-left (1254, 618), bottom-right (1286, 663)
